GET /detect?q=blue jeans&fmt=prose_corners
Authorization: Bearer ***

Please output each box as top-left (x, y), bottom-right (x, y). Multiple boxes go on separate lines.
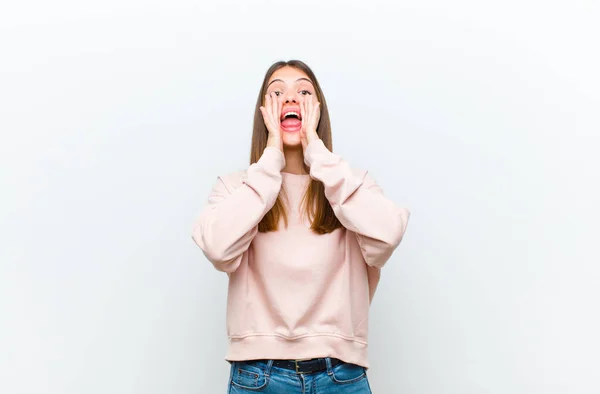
top-left (227, 358), bottom-right (372, 393)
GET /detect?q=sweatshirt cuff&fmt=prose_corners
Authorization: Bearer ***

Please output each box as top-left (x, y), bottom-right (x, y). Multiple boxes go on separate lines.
top-left (259, 147), bottom-right (286, 172)
top-left (303, 138), bottom-right (334, 167)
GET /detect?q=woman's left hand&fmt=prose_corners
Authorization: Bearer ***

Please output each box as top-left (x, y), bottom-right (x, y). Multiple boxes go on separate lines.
top-left (300, 95), bottom-right (321, 152)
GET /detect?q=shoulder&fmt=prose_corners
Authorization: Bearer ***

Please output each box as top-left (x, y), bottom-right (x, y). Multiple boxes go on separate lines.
top-left (351, 168), bottom-right (368, 180)
top-left (343, 166), bottom-right (381, 190)
top-left (350, 168), bottom-right (373, 183)
top-left (352, 168), bottom-right (383, 191)
top-left (213, 169), bottom-right (248, 194)
top-left (213, 167), bottom-right (378, 192)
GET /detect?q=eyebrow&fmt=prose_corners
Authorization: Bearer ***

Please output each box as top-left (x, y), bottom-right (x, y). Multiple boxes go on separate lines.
top-left (267, 77), bottom-right (314, 88)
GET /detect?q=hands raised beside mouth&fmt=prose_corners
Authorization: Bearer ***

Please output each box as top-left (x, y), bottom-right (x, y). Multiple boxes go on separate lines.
top-left (300, 94), bottom-right (321, 153)
top-left (259, 92), bottom-right (284, 153)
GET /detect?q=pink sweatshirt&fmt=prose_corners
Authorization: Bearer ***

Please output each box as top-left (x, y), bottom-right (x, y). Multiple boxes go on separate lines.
top-left (192, 139), bottom-right (410, 368)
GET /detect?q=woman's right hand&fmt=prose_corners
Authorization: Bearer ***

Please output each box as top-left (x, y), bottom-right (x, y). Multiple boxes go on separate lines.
top-left (259, 92), bottom-right (283, 152)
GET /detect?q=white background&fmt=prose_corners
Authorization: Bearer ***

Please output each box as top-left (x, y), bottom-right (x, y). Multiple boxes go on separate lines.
top-left (1, 0), bottom-right (599, 393)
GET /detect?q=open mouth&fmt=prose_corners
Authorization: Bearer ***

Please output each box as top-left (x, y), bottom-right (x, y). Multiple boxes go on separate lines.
top-left (280, 110), bottom-right (302, 131)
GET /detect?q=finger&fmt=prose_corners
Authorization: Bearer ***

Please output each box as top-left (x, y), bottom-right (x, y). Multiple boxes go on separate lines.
top-left (304, 96), bottom-right (313, 129)
top-left (271, 92), bottom-right (279, 125)
top-left (277, 96), bottom-right (283, 125)
top-left (264, 94), bottom-right (270, 119)
top-left (259, 107), bottom-right (270, 129)
top-left (261, 105), bottom-right (273, 127)
top-left (316, 101), bottom-right (321, 122)
top-left (303, 100), bottom-right (309, 136)
top-left (267, 93), bottom-right (276, 127)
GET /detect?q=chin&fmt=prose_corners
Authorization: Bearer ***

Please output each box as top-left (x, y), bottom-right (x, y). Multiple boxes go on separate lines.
top-left (282, 134), bottom-right (302, 148)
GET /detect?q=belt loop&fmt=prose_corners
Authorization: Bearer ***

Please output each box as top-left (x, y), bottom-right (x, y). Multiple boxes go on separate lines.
top-left (228, 361), bottom-right (235, 382)
top-left (265, 359), bottom-right (274, 377)
top-left (325, 357), bottom-right (333, 375)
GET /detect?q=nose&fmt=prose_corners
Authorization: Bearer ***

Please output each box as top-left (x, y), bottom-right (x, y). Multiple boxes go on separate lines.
top-left (284, 92), bottom-right (298, 103)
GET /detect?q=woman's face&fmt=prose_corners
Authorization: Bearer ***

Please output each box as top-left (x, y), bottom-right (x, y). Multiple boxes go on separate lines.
top-left (264, 66), bottom-right (317, 148)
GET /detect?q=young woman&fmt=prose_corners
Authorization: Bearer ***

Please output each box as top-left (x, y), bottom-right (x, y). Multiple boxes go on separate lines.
top-left (192, 60), bottom-right (411, 393)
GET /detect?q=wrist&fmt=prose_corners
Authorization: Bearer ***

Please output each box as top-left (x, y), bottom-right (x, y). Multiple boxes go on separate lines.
top-left (260, 145), bottom-right (286, 171)
top-left (266, 137), bottom-right (283, 151)
top-left (306, 130), bottom-right (320, 145)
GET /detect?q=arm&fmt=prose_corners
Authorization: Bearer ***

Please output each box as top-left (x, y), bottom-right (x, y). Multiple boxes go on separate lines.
top-left (191, 147), bottom-right (285, 273)
top-left (304, 139), bottom-right (411, 269)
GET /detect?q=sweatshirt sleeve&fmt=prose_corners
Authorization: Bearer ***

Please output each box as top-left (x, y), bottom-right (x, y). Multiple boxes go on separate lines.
top-left (191, 147), bottom-right (285, 273)
top-left (304, 139), bottom-right (411, 269)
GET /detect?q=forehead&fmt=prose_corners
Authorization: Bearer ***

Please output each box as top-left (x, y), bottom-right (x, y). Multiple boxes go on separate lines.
top-left (267, 67), bottom-right (312, 85)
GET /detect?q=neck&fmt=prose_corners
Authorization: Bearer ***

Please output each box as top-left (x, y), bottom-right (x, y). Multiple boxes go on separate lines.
top-left (282, 146), bottom-right (309, 174)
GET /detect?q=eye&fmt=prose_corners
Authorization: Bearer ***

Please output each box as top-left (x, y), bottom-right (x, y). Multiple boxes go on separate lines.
top-left (300, 90), bottom-right (312, 95)
top-left (273, 91), bottom-right (283, 96)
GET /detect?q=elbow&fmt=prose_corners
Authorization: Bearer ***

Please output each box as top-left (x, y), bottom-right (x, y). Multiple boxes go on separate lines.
top-left (191, 227), bottom-right (242, 273)
top-left (390, 207), bottom-right (411, 248)
top-left (362, 207), bottom-right (411, 269)
top-left (204, 250), bottom-right (242, 273)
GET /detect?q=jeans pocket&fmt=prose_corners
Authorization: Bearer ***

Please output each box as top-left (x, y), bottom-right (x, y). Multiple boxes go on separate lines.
top-left (230, 361), bottom-right (270, 391)
top-left (329, 362), bottom-right (367, 384)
